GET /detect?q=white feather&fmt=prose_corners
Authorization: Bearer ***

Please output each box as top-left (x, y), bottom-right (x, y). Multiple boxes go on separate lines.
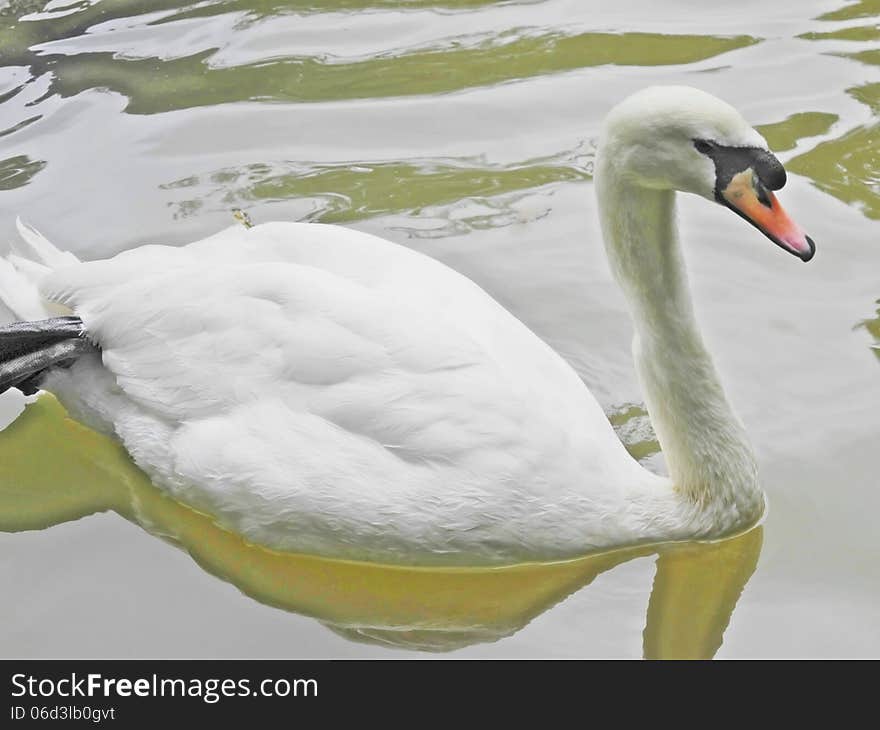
top-left (14, 217), bottom-right (80, 269)
top-left (0, 255), bottom-right (51, 321)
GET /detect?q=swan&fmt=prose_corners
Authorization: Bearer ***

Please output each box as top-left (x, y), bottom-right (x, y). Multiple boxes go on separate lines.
top-left (0, 86), bottom-right (814, 566)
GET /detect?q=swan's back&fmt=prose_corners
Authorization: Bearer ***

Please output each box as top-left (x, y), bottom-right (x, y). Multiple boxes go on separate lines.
top-left (19, 223), bottom-right (651, 564)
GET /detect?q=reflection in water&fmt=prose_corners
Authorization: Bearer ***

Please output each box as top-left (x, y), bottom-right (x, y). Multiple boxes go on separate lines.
top-left (785, 8), bottom-right (880, 218)
top-left (161, 150), bottom-right (592, 226)
top-left (1, 0), bottom-right (527, 28)
top-left (0, 114), bottom-right (41, 140)
top-left (0, 1), bottom-right (756, 216)
top-left (0, 0), bottom-right (45, 19)
top-left (0, 2), bottom-right (760, 114)
top-left (0, 1), bottom-right (873, 226)
top-left (800, 25), bottom-right (880, 42)
top-left (43, 32), bottom-right (759, 114)
top-left (2, 0), bottom-right (872, 232)
top-left (0, 395), bottom-right (761, 657)
top-left (817, 0), bottom-right (880, 22)
top-left (755, 112), bottom-right (838, 153)
top-left (0, 154), bottom-right (46, 191)
top-left (787, 83), bottom-right (880, 219)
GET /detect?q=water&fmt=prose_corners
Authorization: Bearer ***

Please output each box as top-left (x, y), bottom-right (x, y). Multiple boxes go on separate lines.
top-left (0, 0), bottom-right (877, 658)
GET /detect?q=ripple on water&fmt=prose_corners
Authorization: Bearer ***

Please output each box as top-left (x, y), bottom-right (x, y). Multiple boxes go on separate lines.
top-left (0, 154), bottom-right (46, 190)
top-left (786, 82), bottom-right (880, 219)
top-left (159, 147), bottom-right (593, 227)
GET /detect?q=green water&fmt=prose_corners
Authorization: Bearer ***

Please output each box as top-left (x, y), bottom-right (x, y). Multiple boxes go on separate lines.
top-left (0, 0), bottom-right (877, 657)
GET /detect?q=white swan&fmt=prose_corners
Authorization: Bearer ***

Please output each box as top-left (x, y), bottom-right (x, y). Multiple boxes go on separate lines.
top-left (0, 86), bottom-right (814, 565)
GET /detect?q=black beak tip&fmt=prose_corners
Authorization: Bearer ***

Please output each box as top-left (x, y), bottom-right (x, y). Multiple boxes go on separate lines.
top-left (799, 236), bottom-right (816, 262)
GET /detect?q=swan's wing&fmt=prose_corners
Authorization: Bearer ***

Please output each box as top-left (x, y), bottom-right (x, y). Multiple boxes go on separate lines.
top-left (41, 241), bottom-right (553, 470)
top-left (41, 222), bottom-right (626, 463)
top-left (38, 223), bottom-right (647, 560)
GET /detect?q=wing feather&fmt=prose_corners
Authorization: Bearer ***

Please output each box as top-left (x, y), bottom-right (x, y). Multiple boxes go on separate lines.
top-left (42, 235), bottom-right (524, 466)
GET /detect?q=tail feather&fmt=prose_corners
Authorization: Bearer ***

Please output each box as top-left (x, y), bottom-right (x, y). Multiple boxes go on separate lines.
top-left (7, 254), bottom-right (51, 281)
top-left (1, 218), bottom-right (77, 322)
top-left (13, 218), bottom-right (79, 269)
top-left (0, 257), bottom-right (50, 321)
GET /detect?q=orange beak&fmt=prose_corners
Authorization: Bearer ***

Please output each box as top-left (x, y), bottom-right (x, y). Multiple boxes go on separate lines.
top-left (720, 169), bottom-right (815, 262)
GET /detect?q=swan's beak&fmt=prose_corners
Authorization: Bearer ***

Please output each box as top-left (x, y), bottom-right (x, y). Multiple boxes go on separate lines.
top-left (720, 169), bottom-right (815, 262)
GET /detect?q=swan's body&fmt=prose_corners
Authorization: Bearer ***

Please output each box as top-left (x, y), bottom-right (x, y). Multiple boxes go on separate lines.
top-left (0, 87), bottom-right (814, 565)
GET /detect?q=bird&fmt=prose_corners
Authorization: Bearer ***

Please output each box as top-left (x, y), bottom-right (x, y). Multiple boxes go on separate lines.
top-left (0, 86), bottom-right (815, 566)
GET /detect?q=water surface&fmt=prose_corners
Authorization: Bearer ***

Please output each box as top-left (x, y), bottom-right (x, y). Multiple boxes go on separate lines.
top-left (0, 0), bottom-right (878, 658)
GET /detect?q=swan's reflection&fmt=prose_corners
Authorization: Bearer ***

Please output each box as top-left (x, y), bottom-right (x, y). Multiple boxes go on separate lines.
top-left (0, 395), bottom-right (761, 657)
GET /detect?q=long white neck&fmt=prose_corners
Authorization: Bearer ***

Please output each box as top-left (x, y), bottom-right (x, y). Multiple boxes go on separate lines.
top-left (595, 157), bottom-right (763, 525)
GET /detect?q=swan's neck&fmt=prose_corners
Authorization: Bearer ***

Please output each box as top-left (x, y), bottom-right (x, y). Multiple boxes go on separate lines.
top-left (596, 167), bottom-right (762, 523)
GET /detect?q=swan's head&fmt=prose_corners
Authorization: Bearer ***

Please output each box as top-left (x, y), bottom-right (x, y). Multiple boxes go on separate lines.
top-left (600, 86), bottom-right (815, 261)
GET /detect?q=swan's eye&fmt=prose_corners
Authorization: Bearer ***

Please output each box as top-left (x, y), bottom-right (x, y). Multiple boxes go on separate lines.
top-left (693, 139), bottom-right (714, 155)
